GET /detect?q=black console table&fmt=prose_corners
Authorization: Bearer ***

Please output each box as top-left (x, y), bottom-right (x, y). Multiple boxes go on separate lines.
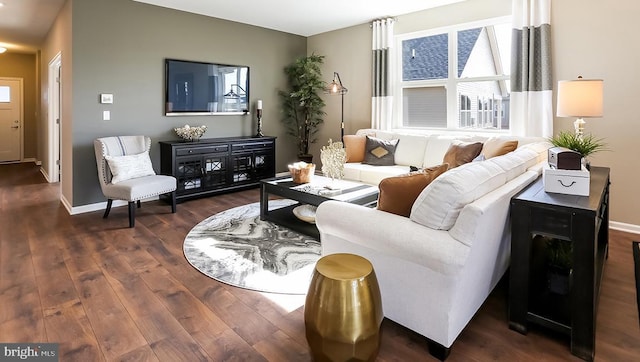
top-left (160, 136), bottom-right (276, 202)
top-left (508, 166), bottom-right (610, 361)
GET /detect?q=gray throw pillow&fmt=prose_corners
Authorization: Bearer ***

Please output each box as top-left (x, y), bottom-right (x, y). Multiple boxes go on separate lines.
top-left (362, 136), bottom-right (399, 166)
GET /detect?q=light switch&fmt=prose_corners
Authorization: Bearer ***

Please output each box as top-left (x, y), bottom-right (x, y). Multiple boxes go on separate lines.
top-left (103, 110), bottom-right (110, 121)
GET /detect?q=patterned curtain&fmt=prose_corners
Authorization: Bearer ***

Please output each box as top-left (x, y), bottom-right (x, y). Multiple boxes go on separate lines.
top-left (372, 18), bottom-right (395, 130)
top-left (510, 0), bottom-right (553, 137)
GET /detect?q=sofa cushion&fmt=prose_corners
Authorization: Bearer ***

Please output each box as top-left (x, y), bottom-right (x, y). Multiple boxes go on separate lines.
top-left (481, 138), bottom-right (518, 159)
top-left (487, 147), bottom-right (539, 182)
top-left (393, 134), bottom-right (429, 167)
top-left (378, 163), bottom-right (449, 217)
top-left (363, 136), bottom-right (399, 166)
top-left (410, 161), bottom-right (507, 230)
top-left (442, 141), bottom-right (483, 168)
top-left (343, 163), bottom-right (409, 185)
top-left (343, 135), bottom-right (366, 163)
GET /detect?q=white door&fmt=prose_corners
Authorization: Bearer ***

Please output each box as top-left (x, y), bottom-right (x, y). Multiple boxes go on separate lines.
top-left (0, 78), bottom-right (22, 162)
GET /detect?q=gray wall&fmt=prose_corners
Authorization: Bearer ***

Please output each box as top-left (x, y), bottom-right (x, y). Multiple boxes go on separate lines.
top-left (69, 0), bottom-right (306, 206)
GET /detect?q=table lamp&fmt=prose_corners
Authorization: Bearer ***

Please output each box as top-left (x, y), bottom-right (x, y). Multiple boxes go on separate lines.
top-left (556, 76), bottom-right (604, 138)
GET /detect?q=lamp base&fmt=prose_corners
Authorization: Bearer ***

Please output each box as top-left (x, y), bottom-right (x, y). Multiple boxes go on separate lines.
top-left (574, 117), bottom-right (586, 139)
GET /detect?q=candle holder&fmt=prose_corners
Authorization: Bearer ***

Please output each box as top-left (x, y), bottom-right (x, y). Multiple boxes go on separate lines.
top-left (255, 108), bottom-right (264, 137)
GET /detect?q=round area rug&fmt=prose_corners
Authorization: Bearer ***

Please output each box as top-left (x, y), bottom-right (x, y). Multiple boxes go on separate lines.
top-left (183, 200), bottom-right (321, 294)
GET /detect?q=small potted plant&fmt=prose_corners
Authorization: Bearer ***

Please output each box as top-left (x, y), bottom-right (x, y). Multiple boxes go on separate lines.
top-left (279, 54), bottom-right (326, 162)
top-left (548, 131), bottom-right (607, 169)
top-left (545, 236), bottom-right (573, 295)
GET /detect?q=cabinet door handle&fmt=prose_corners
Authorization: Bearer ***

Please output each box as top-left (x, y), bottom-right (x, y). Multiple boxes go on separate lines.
top-left (558, 180), bottom-right (576, 188)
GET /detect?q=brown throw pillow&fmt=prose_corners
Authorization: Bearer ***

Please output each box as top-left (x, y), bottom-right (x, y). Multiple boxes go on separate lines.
top-left (343, 135), bottom-right (366, 163)
top-left (442, 141), bottom-right (483, 168)
top-left (377, 163), bottom-right (450, 217)
top-left (482, 138), bottom-right (518, 159)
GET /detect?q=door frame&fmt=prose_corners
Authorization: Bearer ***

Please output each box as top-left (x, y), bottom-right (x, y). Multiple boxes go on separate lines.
top-left (47, 52), bottom-right (61, 182)
top-left (0, 77), bottom-right (24, 162)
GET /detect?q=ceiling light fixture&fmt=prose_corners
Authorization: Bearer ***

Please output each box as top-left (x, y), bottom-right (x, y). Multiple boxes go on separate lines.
top-left (0, 47), bottom-right (7, 54)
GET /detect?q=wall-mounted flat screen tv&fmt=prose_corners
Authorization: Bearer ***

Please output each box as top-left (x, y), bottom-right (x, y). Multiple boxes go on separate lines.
top-left (165, 58), bottom-right (249, 116)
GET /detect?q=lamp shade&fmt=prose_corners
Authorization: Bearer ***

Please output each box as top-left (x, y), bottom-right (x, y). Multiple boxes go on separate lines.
top-left (325, 72), bottom-right (348, 95)
top-left (556, 78), bottom-right (603, 118)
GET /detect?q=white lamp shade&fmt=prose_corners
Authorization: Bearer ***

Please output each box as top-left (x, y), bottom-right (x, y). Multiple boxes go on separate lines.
top-left (556, 78), bottom-right (603, 118)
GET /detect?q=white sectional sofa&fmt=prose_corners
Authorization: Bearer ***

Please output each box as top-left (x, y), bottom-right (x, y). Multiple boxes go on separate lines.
top-left (316, 129), bottom-right (551, 359)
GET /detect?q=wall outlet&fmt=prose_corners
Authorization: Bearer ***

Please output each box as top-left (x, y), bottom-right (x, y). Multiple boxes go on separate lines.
top-left (103, 110), bottom-right (110, 121)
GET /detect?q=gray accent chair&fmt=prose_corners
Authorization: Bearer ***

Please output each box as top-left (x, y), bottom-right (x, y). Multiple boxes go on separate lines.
top-left (94, 136), bottom-right (177, 227)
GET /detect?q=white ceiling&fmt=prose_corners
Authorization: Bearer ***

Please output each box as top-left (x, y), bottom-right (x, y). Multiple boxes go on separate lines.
top-left (0, 0), bottom-right (464, 53)
top-left (133, 0), bottom-right (465, 36)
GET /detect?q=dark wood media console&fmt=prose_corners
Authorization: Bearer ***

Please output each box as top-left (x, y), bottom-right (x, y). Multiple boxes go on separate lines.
top-left (160, 136), bottom-right (276, 202)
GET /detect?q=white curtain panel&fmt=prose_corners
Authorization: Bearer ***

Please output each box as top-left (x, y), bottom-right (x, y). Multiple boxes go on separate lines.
top-left (371, 18), bottom-right (395, 130)
top-left (510, 0), bottom-right (553, 137)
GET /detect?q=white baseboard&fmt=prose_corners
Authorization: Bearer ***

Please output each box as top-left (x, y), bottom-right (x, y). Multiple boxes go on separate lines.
top-left (609, 221), bottom-right (640, 235)
top-left (40, 167), bottom-right (52, 183)
top-left (67, 196), bottom-right (159, 215)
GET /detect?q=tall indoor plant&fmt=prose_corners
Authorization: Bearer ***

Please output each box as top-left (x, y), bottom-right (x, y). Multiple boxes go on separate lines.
top-left (279, 54), bottom-right (326, 162)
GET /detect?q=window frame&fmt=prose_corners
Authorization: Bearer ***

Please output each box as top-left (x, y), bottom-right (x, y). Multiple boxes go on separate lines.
top-left (394, 15), bottom-right (512, 133)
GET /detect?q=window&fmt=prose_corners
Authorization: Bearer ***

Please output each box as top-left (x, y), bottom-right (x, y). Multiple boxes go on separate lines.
top-left (0, 86), bottom-right (10, 103)
top-left (397, 17), bottom-right (511, 131)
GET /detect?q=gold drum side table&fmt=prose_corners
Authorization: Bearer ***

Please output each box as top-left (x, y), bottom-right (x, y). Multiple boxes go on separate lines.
top-left (304, 253), bottom-right (384, 362)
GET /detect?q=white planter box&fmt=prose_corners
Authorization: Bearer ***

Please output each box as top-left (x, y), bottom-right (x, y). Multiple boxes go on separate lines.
top-left (543, 164), bottom-right (590, 196)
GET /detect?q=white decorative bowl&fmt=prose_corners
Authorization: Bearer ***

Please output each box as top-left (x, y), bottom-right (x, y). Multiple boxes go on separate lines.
top-left (293, 204), bottom-right (317, 224)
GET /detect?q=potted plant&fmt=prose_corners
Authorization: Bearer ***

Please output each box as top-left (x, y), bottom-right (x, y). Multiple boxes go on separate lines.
top-left (279, 54), bottom-right (326, 162)
top-left (545, 236), bottom-right (573, 295)
top-left (548, 131), bottom-right (607, 169)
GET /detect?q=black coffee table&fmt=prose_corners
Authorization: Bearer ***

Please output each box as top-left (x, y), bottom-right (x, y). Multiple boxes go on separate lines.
top-left (260, 174), bottom-right (379, 239)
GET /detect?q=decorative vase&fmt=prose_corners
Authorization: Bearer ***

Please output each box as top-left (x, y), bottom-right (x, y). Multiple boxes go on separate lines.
top-left (288, 162), bottom-right (315, 184)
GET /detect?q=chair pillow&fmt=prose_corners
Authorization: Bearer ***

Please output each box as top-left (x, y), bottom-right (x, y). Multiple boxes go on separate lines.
top-left (343, 135), bottom-right (367, 163)
top-left (442, 140), bottom-right (483, 168)
top-left (362, 136), bottom-right (399, 166)
top-left (105, 151), bottom-right (156, 184)
top-left (378, 163), bottom-right (449, 217)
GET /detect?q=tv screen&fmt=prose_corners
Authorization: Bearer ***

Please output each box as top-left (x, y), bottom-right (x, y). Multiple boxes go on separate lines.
top-left (165, 59), bottom-right (249, 116)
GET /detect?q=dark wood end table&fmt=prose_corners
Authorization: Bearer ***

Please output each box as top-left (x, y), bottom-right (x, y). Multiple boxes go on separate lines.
top-left (508, 166), bottom-right (610, 361)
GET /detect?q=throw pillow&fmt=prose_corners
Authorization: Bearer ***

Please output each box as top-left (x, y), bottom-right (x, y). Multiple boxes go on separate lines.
top-left (481, 138), bottom-right (519, 159)
top-left (442, 141), bottom-right (483, 168)
top-left (362, 136), bottom-right (399, 166)
top-left (410, 161), bottom-right (507, 230)
top-left (343, 135), bottom-right (366, 163)
top-left (378, 163), bottom-right (449, 217)
top-left (105, 151), bottom-right (156, 184)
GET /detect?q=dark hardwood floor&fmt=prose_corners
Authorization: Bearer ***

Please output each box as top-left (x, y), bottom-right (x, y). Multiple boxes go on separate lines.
top-left (0, 163), bottom-right (638, 361)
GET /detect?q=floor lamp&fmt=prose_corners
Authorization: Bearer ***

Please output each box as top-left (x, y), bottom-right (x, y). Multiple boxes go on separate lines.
top-left (326, 72), bottom-right (348, 142)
